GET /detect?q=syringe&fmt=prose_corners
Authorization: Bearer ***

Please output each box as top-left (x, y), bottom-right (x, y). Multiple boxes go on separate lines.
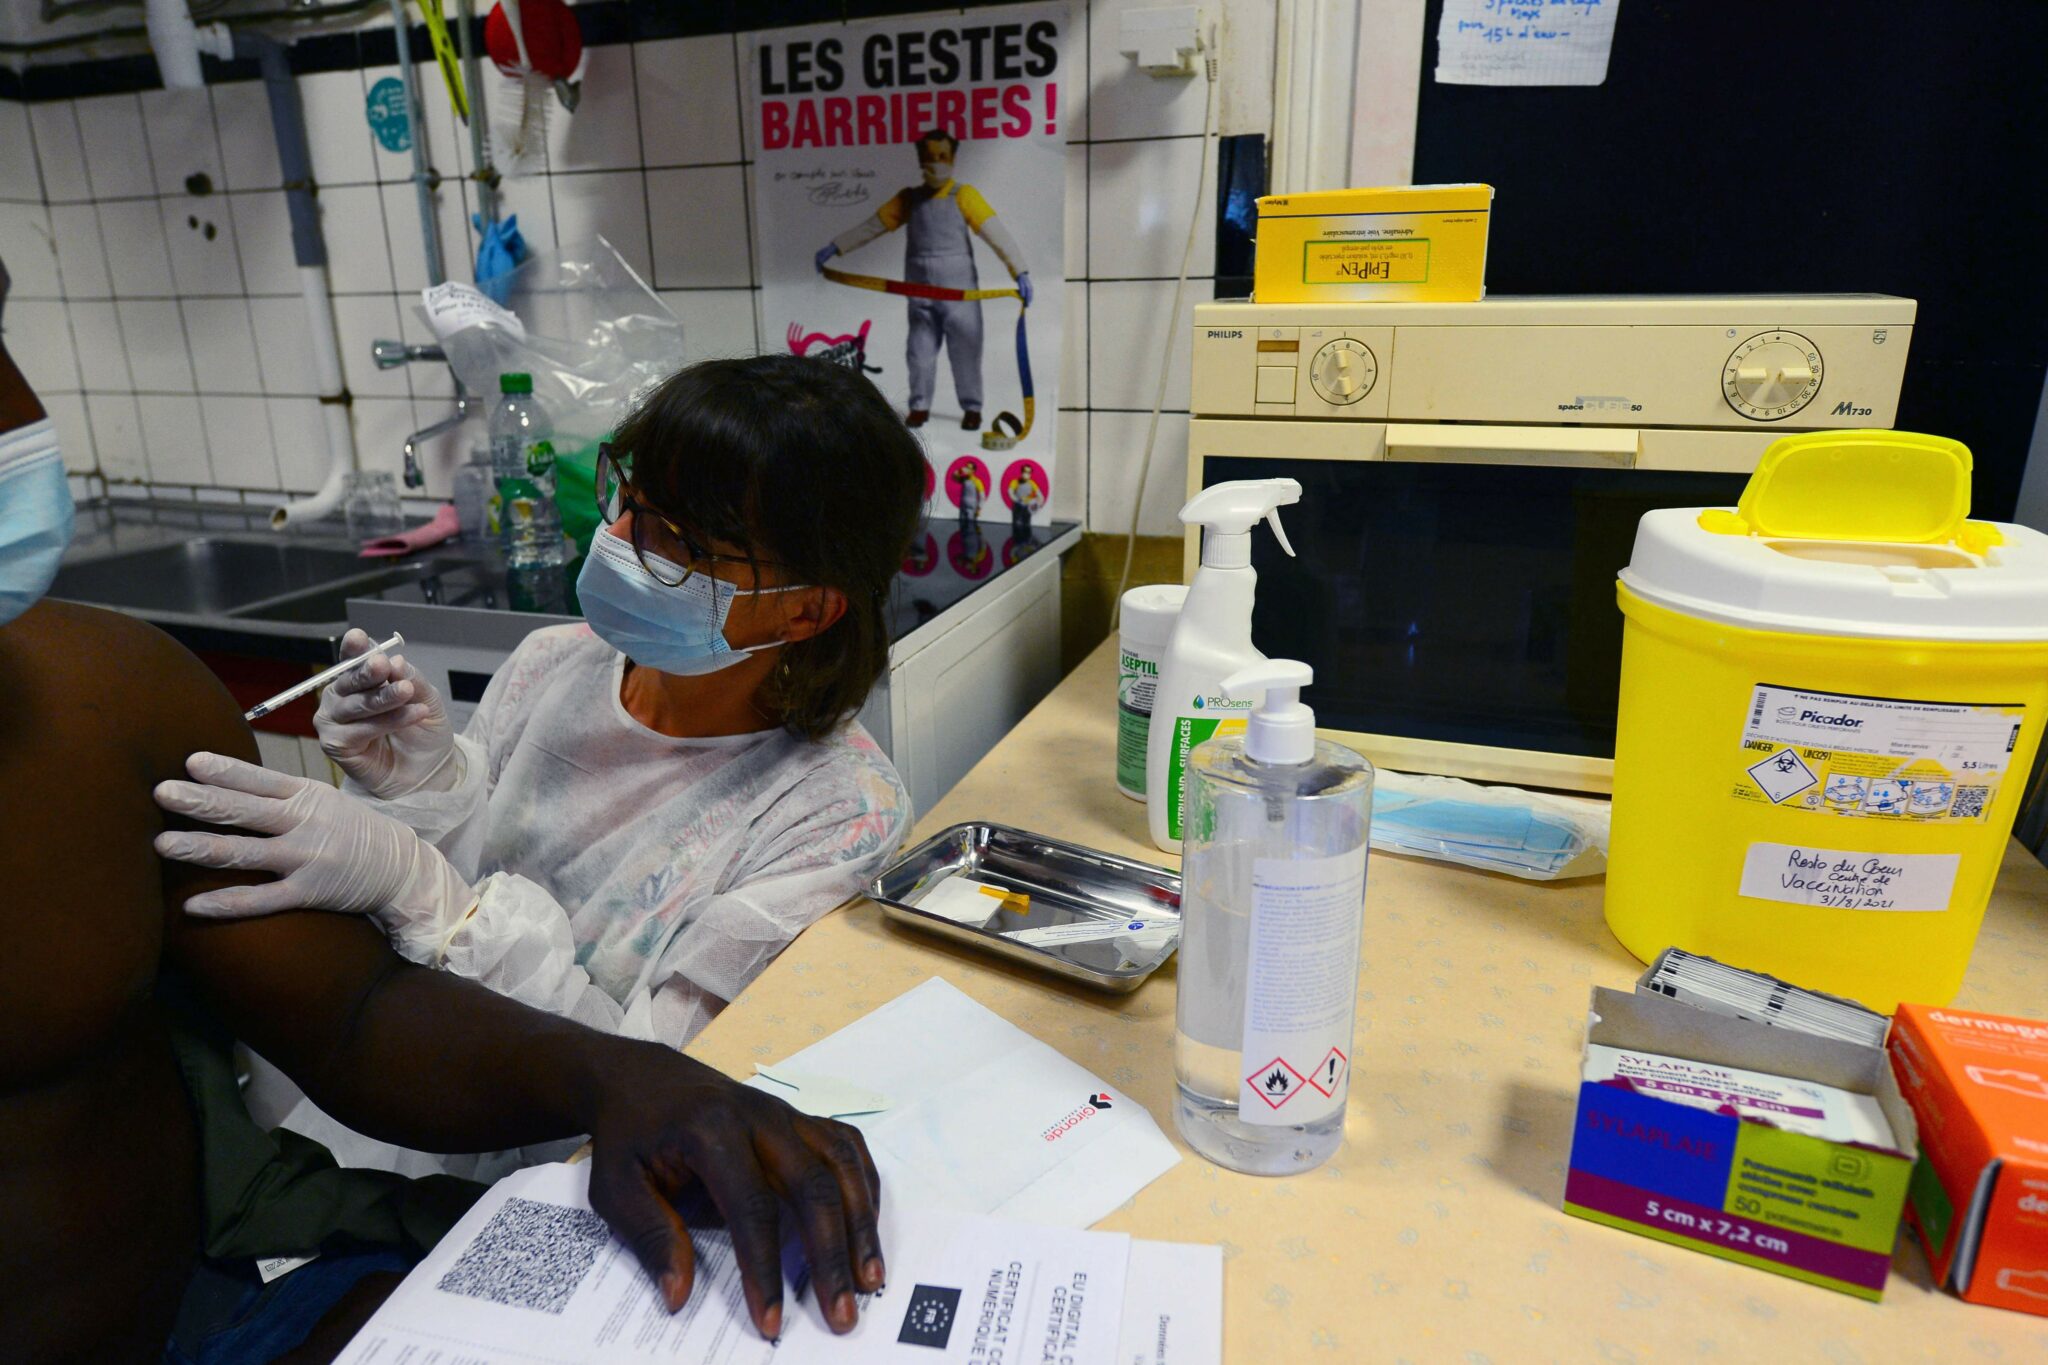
top-left (244, 632), bottom-right (405, 722)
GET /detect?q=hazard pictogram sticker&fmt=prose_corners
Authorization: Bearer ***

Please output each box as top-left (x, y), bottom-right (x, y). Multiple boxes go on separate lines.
top-left (1307, 1046), bottom-right (1348, 1097)
top-left (1246, 1057), bottom-right (1306, 1109)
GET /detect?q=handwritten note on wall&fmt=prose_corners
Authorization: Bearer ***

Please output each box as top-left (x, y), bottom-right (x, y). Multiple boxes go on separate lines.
top-left (1435, 0), bottom-right (1621, 87)
top-left (1738, 842), bottom-right (1960, 913)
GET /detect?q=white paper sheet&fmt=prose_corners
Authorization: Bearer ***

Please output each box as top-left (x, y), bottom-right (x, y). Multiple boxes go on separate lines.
top-left (743, 978), bottom-right (1181, 1228)
top-left (337, 1162), bottom-right (1217, 1365)
top-left (1435, 0), bottom-right (1621, 87)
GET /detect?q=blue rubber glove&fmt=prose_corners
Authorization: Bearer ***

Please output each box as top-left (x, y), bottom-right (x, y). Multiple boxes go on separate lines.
top-left (1016, 271), bottom-right (1033, 307)
top-left (815, 243), bottom-right (839, 273)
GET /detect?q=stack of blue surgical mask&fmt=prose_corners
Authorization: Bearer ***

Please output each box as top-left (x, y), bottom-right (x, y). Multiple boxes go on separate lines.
top-left (1368, 770), bottom-right (1608, 881)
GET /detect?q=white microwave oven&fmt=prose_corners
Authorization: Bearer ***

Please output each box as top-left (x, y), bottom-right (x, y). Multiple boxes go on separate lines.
top-left (1186, 294), bottom-right (1918, 793)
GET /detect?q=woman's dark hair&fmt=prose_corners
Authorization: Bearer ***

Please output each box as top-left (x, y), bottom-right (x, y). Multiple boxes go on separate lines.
top-left (914, 128), bottom-right (959, 157)
top-left (607, 354), bottom-right (925, 742)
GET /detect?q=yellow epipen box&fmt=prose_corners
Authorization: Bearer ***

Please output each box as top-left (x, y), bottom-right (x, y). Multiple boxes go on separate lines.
top-left (1252, 183), bottom-right (1492, 303)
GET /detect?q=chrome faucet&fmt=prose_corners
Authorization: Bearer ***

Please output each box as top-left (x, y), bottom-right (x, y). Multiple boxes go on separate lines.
top-left (374, 339), bottom-right (468, 489)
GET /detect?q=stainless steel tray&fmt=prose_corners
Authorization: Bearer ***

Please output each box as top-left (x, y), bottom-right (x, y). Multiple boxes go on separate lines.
top-left (869, 822), bottom-right (1182, 992)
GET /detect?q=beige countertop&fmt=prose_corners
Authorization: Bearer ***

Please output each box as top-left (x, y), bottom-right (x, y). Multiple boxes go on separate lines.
top-left (689, 638), bottom-right (2048, 1362)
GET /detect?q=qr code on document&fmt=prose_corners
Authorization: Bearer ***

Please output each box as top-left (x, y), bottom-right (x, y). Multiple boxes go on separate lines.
top-left (1952, 785), bottom-right (1990, 820)
top-left (435, 1197), bottom-right (611, 1315)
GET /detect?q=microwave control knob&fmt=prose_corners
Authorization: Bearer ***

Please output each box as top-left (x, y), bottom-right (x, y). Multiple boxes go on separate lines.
top-left (1724, 330), bottom-right (1825, 420)
top-left (1310, 338), bottom-right (1377, 405)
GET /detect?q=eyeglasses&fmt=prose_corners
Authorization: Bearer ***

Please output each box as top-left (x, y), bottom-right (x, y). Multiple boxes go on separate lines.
top-left (594, 443), bottom-right (787, 589)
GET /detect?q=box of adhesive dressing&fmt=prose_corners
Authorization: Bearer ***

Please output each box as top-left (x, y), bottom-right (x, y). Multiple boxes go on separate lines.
top-left (1889, 1003), bottom-right (2048, 1316)
top-left (1252, 183), bottom-right (1492, 303)
top-left (1564, 987), bottom-right (1917, 1300)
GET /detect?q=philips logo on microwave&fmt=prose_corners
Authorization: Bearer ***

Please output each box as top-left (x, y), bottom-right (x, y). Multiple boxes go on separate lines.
top-left (1833, 400), bottom-right (1873, 416)
top-left (1204, 328), bottom-right (1245, 339)
top-left (1193, 694), bottom-right (1254, 711)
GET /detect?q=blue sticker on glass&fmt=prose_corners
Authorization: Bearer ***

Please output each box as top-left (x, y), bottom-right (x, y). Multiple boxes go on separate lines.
top-left (366, 77), bottom-right (412, 153)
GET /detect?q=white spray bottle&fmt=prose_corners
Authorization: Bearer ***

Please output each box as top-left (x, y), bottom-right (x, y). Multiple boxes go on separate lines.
top-left (1145, 477), bottom-right (1302, 853)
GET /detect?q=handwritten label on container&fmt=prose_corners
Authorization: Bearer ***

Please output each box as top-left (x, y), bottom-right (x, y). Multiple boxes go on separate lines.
top-left (1738, 842), bottom-right (1959, 913)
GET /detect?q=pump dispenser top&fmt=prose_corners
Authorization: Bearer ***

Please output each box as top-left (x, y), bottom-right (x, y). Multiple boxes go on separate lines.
top-left (1181, 478), bottom-right (1301, 569)
top-left (1223, 659), bottom-right (1316, 765)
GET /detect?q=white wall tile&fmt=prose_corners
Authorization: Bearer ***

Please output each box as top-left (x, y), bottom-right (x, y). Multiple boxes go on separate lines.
top-left (380, 180), bottom-right (470, 294)
top-left (160, 198), bottom-right (246, 297)
top-left (1087, 135), bottom-right (1215, 278)
top-left (181, 298), bottom-right (264, 394)
top-left (1060, 279), bottom-right (1087, 407)
top-left (332, 294), bottom-right (411, 399)
top-left (299, 69), bottom-right (377, 187)
top-left (138, 394), bottom-right (212, 483)
top-left (1053, 406), bottom-right (1087, 523)
top-left (397, 304), bottom-right (456, 400)
top-left (8, 300), bottom-right (80, 393)
top-left (0, 103), bottom-right (39, 200)
top-left (212, 81), bottom-right (284, 191)
top-left (70, 301), bottom-right (131, 391)
top-left (490, 174), bottom-right (558, 260)
top-left (636, 35), bottom-right (743, 167)
top-left (201, 395), bottom-right (279, 489)
top-left (87, 392), bottom-right (147, 479)
top-left (1087, 0), bottom-right (1214, 140)
top-left (1064, 143), bottom-right (1087, 276)
top-left (229, 191), bottom-right (298, 295)
top-left (119, 299), bottom-right (196, 393)
top-left (75, 94), bottom-right (155, 200)
top-left (268, 397), bottom-right (328, 491)
top-left (647, 165), bottom-right (751, 288)
top-left (44, 393), bottom-right (95, 473)
top-left (550, 170), bottom-right (653, 281)
top-left (351, 397), bottom-right (418, 483)
top-left (48, 203), bottom-right (111, 299)
top-left (142, 87), bottom-right (227, 197)
top-left (1087, 278), bottom-right (1193, 411)
top-left (321, 184), bottom-right (397, 293)
top-left (97, 199), bottom-right (176, 297)
top-left (27, 102), bottom-right (89, 203)
top-left (658, 288), bottom-right (758, 364)
top-left (1087, 408), bottom-right (1189, 537)
top-left (249, 295), bottom-right (319, 395)
top-left (0, 203), bottom-right (60, 298)
top-left (549, 45), bottom-right (643, 171)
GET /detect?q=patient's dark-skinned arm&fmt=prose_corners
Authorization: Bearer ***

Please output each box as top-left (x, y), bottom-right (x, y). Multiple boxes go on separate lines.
top-left (151, 648), bottom-right (882, 1336)
top-left (1, 261), bottom-right (50, 430)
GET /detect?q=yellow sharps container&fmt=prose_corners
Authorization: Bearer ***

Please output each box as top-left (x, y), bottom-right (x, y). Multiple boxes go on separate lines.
top-left (1607, 431), bottom-right (2048, 1011)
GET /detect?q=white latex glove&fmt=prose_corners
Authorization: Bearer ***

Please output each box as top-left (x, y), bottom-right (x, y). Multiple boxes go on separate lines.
top-left (315, 628), bottom-right (457, 798)
top-left (154, 751), bottom-right (474, 927)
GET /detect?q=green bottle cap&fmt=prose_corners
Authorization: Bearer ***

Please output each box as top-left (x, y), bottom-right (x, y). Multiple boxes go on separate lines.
top-left (500, 372), bottom-right (534, 394)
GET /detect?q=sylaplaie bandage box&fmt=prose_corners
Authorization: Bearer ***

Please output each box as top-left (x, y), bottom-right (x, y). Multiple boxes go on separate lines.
top-left (1252, 184), bottom-right (1492, 303)
top-left (1889, 1003), bottom-right (2048, 1317)
top-left (1565, 988), bottom-right (1917, 1300)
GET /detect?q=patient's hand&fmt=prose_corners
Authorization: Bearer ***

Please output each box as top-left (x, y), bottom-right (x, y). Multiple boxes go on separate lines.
top-left (585, 1045), bottom-right (885, 1340)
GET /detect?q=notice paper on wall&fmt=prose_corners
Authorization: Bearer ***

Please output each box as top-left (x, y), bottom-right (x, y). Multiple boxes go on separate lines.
top-left (1434, 0), bottom-right (1621, 87)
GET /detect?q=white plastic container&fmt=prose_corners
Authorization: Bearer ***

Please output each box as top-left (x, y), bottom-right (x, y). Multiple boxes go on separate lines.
top-left (1146, 477), bottom-right (1302, 852)
top-left (1116, 584), bottom-right (1189, 801)
top-left (1173, 659), bottom-right (1373, 1174)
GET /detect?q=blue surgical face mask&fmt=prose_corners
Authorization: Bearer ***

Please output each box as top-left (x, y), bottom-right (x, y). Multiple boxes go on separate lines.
top-left (575, 526), bottom-right (813, 677)
top-left (0, 420), bottom-right (74, 627)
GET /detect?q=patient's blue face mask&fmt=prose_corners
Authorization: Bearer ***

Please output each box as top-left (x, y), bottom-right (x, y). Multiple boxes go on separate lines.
top-left (575, 526), bottom-right (812, 677)
top-left (0, 420), bottom-right (74, 627)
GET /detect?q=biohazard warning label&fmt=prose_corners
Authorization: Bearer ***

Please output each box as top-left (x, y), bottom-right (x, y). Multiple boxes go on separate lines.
top-left (1236, 849), bottom-right (1366, 1127)
top-left (1734, 684), bottom-right (2025, 823)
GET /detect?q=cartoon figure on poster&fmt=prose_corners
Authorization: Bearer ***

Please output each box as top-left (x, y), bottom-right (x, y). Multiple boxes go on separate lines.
top-left (815, 129), bottom-right (1033, 435)
top-left (748, 6), bottom-right (1066, 522)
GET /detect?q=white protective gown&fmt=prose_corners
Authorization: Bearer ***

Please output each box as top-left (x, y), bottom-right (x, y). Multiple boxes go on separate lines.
top-left (244, 623), bottom-right (912, 1179)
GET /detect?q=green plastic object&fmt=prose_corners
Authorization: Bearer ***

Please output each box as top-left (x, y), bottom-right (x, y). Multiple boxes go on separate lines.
top-left (552, 443), bottom-right (601, 556)
top-left (499, 372), bottom-right (533, 394)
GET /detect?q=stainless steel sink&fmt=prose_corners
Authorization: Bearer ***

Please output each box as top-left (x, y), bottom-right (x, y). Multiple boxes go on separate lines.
top-left (50, 538), bottom-right (381, 616)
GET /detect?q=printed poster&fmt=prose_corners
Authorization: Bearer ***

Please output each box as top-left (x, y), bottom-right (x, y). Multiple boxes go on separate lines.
top-left (745, 4), bottom-right (1067, 525)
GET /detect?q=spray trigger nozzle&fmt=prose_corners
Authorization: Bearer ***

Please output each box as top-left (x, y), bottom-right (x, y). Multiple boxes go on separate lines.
top-left (1266, 507), bottom-right (1295, 558)
top-left (1222, 658), bottom-right (1317, 765)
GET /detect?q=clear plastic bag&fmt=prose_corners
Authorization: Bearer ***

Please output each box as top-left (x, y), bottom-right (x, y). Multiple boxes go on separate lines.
top-left (1370, 769), bottom-right (1609, 881)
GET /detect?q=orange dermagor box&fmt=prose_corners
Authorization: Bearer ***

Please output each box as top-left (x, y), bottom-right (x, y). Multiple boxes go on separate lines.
top-left (1888, 1003), bottom-right (2048, 1315)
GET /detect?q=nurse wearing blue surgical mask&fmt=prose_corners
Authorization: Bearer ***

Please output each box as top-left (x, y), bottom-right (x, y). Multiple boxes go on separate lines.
top-left (157, 358), bottom-right (926, 1173)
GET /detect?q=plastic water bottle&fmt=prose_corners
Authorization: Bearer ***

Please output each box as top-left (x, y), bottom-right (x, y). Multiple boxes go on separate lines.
top-left (452, 444), bottom-right (494, 542)
top-left (488, 373), bottom-right (567, 568)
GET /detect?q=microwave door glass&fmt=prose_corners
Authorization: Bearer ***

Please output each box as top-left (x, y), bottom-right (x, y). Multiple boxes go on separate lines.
top-left (1205, 456), bottom-right (1749, 760)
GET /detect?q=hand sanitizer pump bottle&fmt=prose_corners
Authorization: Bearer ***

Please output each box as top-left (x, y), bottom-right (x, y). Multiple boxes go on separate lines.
top-left (1172, 659), bottom-right (1374, 1175)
